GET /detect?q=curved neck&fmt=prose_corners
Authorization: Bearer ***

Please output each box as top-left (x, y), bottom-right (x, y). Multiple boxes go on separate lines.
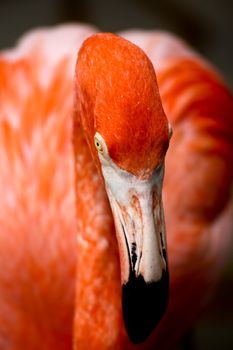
top-left (73, 120), bottom-right (127, 349)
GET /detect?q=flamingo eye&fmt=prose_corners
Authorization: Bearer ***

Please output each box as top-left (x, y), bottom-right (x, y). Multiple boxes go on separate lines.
top-left (94, 135), bottom-right (104, 153)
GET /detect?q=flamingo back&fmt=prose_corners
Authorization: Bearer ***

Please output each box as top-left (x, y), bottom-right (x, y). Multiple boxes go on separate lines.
top-left (0, 24), bottom-right (95, 350)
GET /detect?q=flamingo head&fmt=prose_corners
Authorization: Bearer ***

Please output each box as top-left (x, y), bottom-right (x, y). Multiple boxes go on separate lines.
top-left (75, 33), bottom-right (171, 344)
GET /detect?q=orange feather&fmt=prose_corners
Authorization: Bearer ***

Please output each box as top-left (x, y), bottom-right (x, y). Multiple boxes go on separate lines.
top-left (0, 25), bottom-right (232, 350)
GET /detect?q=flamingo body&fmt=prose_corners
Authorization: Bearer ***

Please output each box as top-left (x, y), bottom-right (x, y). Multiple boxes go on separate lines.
top-left (0, 24), bottom-right (233, 350)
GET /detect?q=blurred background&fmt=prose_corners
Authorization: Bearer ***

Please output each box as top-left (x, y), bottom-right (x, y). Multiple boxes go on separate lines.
top-left (0, 0), bottom-right (232, 349)
top-left (0, 0), bottom-right (233, 88)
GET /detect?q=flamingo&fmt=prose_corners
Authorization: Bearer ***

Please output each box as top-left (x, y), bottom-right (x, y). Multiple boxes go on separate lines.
top-left (0, 23), bottom-right (233, 350)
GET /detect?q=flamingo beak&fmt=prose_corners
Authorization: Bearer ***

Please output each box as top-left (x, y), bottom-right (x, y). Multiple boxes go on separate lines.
top-left (101, 161), bottom-right (169, 344)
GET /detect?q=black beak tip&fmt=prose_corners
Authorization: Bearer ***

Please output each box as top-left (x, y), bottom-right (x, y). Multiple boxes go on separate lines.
top-left (122, 271), bottom-right (169, 344)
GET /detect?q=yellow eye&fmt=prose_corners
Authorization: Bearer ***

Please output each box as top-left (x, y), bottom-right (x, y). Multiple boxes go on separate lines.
top-left (94, 135), bottom-right (104, 153)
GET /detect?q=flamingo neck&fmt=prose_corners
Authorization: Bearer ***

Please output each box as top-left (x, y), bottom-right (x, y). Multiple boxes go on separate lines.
top-left (73, 122), bottom-right (128, 349)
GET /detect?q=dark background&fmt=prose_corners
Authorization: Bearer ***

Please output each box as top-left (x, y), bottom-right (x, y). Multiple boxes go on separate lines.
top-left (0, 0), bottom-right (233, 87)
top-left (0, 0), bottom-right (232, 349)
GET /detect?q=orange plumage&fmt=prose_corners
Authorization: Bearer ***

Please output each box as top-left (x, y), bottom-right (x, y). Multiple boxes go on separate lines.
top-left (0, 24), bottom-right (233, 350)
top-left (75, 33), bottom-right (169, 178)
